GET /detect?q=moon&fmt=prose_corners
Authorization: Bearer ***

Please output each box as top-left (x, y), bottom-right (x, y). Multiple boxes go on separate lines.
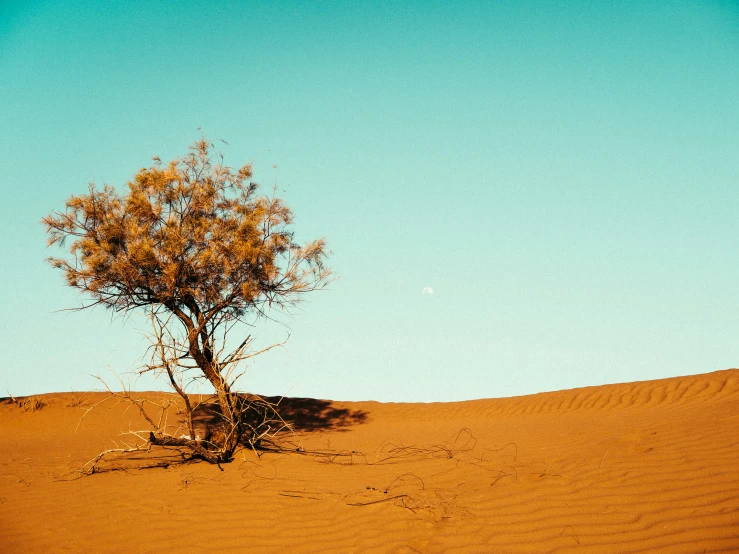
top-left (422, 286), bottom-right (434, 296)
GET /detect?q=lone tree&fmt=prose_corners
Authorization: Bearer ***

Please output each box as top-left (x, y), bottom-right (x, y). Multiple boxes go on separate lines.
top-left (43, 138), bottom-right (331, 465)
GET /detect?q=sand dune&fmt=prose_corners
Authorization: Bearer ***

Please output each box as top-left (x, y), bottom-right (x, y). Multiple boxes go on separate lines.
top-left (2, 369), bottom-right (739, 553)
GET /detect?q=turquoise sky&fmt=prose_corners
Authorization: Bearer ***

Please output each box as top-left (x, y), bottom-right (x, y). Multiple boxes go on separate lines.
top-left (1, 1), bottom-right (738, 401)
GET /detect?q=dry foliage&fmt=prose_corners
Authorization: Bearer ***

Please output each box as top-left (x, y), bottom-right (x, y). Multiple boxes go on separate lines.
top-left (8, 394), bottom-right (46, 412)
top-left (43, 137), bottom-right (331, 466)
top-left (65, 393), bottom-right (88, 408)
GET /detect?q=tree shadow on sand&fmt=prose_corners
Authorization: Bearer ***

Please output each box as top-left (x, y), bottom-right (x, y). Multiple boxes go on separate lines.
top-left (262, 396), bottom-right (369, 432)
top-left (191, 395), bottom-right (369, 436)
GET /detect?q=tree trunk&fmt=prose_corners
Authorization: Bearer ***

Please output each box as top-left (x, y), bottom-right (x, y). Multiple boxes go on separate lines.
top-left (207, 367), bottom-right (243, 461)
top-left (168, 305), bottom-right (245, 462)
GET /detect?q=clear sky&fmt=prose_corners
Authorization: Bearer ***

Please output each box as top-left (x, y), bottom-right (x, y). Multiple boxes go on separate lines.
top-left (1, 1), bottom-right (738, 402)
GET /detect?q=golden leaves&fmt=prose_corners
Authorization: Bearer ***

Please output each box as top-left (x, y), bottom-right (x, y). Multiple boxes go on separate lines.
top-left (237, 163), bottom-right (253, 180)
top-left (43, 138), bottom-right (332, 317)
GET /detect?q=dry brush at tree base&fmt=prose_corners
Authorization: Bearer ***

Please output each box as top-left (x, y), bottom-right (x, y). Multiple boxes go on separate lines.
top-left (42, 138), bottom-right (331, 467)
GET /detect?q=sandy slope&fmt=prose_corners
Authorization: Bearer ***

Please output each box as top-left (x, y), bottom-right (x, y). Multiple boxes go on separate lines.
top-left (2, 369), bottom-right (739, 553)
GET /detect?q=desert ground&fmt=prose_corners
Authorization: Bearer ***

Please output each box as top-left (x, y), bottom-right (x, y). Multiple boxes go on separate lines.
top-left (2, 369), bottom-right (739, 553)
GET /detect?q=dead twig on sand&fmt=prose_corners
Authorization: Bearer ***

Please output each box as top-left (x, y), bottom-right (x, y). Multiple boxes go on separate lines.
top-left (373, 428), bottom-right (477, 465)
top-left (347, 494), bottom-right (410, 507)
top-left (559, 525), bottom-right (580, 545)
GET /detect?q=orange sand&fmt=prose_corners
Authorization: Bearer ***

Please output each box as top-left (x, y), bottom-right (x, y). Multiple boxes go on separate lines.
top-left (2, 369), bottom-right (739, 553)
